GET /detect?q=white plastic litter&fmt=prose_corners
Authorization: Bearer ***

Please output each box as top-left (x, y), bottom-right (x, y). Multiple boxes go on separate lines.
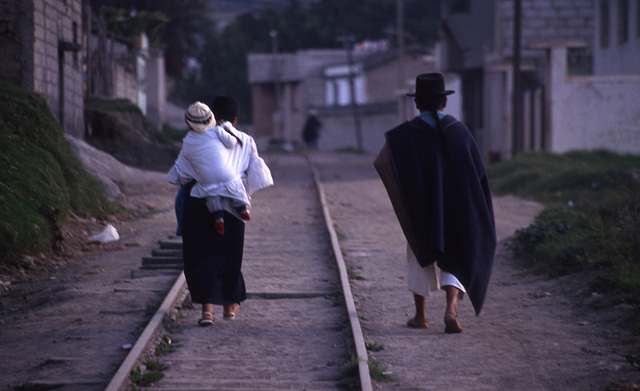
top-left (89, 224), bottom-right (120, 243)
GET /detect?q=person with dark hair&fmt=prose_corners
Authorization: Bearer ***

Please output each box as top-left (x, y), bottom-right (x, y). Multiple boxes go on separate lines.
top-left (210, 94), bottom-right (239, 124)
top-left (167, 98), bottom-right (273, 326)
top-left (374, 73), bottom-right (496, 333)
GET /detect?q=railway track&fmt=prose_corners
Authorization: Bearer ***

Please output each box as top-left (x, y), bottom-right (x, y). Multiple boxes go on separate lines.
top-left (105, 154), bottom-right (372, 391)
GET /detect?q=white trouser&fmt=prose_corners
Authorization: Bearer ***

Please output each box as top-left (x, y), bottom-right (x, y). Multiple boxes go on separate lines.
top-left (407, 244), bottom-right (466, 297)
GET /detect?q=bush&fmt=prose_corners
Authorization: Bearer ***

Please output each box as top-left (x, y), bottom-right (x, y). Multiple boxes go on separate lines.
top-left (0, 81), bottom-right (112, 266)
top-left (490, 150), bottom-right (640, 304)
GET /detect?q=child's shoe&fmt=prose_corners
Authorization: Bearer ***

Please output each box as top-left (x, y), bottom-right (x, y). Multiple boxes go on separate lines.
top-left (237, 206), bottom-right (251, 221)
top-left (214, 218), bottom-right (225, 235)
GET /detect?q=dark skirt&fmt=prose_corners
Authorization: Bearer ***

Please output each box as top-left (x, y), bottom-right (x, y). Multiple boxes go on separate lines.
top-left (182, 186), bottom-right (246, 306)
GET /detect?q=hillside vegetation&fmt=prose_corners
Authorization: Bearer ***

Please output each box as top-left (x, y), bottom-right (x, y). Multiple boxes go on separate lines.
top-left (487, 150), bottom-right (640, 304)
top-left (0, 81), bottom-right (112, 267)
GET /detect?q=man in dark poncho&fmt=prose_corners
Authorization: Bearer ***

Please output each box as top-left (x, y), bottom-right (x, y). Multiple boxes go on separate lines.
top-left (374, 73), bottom-right (496, 333)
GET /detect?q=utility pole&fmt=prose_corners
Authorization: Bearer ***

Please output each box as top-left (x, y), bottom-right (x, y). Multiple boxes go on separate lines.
top-left (338, 35), bottom-right (363, 152)
top-left (396, 0), bottom-right (406, 122)
top-left (512, 0), bottom-right (523, 156)
top-left (270, 30), bottom-right (283, 144)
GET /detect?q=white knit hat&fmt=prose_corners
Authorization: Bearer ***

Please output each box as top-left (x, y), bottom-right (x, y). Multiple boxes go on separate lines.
top-left (185, 101), bottom-right (215, 133)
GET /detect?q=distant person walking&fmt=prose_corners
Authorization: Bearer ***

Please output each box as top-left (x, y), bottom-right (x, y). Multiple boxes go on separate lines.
top-left (167, 99), bottom-right (272, 326)
top-left (301, 109), bottom-right (322, 149)
top-left (374, 73), bottom-right (496, 333)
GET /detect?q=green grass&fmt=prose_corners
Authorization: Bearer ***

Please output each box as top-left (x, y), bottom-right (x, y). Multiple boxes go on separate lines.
top-left (487, 150), bottom-right (640, 304)
top-left (365, 341), bottom-right (384, 352)
top-left (0, 81), bottom-right (114, 267)
top-left (130, 357), bottom-right (166, 387)
top-left (487, 150), bottom-right (640, 205)
top-left (155, 335), bottom-right (182, 356)
top-left (336, 356), bottom-right (394, 389)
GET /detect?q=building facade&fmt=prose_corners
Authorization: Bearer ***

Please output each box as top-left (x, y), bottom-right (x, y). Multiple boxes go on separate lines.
top-left (439, 0), bottom-right (640, 160)
top-left (0, 0), bottom-right (168, 137)
top-left (248, 46), bottom-right (438, 152)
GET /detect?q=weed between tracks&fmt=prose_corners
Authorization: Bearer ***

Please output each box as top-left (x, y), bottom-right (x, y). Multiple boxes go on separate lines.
top-left (129, 310), bottom-right (185, 390)
top-left (347, 267), bottom-right (366, 280)
top-left (155, 335), bottom-right (183, 356)
top-left (365, 341), bottom-right (385, 352)
top-left (335, 356), bottom-right (394, 389)
top-left (130, 357), bottom-right (167, 388)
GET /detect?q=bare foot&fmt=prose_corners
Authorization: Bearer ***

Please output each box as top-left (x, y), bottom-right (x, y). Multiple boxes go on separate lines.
top-left (444, 312), bottom-right (462, 333)
top-left (407, 316), bottom-right (429, 328)
top-left (223, 303), bottom-right (240, 320)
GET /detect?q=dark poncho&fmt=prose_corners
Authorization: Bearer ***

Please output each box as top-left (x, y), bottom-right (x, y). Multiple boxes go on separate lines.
top-left (376, 115), bottom-right (496, 315)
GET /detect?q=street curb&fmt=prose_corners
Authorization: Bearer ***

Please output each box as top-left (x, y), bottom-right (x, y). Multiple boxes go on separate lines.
top-left (105, 272), bottom-right (187, 391)
top-left (307, 153), bottom-right (373, 391)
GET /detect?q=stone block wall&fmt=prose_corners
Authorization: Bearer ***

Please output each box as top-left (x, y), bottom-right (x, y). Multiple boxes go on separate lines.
top-left (495, 0), bottom-right (594, 59)
top-left (0, 1), bottom-right (33, 88)
top-left (0, 0), bottom-right (84, 137)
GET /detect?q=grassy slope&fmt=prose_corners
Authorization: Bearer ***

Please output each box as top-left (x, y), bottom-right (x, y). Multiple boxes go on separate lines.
top-left (487, 151), bottom-right (640, 304)
top-left (0, 81), bottom-right (111, 266)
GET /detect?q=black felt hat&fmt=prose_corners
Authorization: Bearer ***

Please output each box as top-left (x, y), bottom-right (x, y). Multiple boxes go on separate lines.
top-left (406, 73), bottom-right (455, 97)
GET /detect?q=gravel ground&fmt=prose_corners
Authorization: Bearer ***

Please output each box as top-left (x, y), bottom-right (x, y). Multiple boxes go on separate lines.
top-left (313, 152), bottom-right (640, 391)
top-left (1, 149), bottom-right (639, 391)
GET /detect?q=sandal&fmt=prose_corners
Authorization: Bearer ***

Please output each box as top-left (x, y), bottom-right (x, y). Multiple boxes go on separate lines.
top-left (223, 303), bottom-right (240, 320)
top-left (444, 312), bottom-right (462, 334)
top-left (407, 317), bottom-right (429, 329)
top-left (198, 311), bottom-right (214, 326)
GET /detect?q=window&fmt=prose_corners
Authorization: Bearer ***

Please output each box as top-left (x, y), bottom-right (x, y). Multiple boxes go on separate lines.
top-left (617, 0), bottom-right (629, 44)
top-left (567, 47), bottom-right (594, 75)
top-left (637, 0), bottom-right (640, 38)
top-left (449, 0), bottom-right (471, 14)
top-left (600, 0), bottom-right (610, 48)
top-left (324, 78), bottom-right (352, 106)
top-left (324, 64), bottom-right (367, 107)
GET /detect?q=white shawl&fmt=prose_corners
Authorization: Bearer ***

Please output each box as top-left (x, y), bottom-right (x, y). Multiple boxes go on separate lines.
top-left (167, 122), bottom-right (273, 210)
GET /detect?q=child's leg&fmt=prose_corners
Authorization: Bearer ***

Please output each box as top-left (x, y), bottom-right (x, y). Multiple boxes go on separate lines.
top-left (205, 197), bottom-right (226, 235)
top-left (231, 200), bottom-right (251, 221)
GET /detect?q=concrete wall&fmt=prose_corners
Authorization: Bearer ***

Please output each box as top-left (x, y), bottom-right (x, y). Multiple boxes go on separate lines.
top-left (481, 0), bottom-right (596, 161)
top-left (0, 0), bottom-right (84, 137)
top-left (146, 50), bottom-right (166, 130)
top-left (316, 103), bottom-right (398, 153)
top-left (113, 60), bottom-right (138, 105)
top-left (545, 44), bottom-right (640, 154)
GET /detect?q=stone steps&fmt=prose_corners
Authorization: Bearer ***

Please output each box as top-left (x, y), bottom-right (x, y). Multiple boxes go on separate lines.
top-left (140, 240), bottom-right (183, 270)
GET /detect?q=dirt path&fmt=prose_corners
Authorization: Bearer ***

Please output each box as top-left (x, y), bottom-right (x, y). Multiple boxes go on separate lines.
top-left (1, 150), bottom-right (639, 390)
top-left (0, 162), bottom-right (180, 390)
top-left (314, 152), bottom-right (640, 391)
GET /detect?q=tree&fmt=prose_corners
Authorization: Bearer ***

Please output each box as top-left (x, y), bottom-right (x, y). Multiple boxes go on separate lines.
top-left (88, 0), bottom-right (212, 78)
top-left (90, 0), bottom-right (440, 122)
